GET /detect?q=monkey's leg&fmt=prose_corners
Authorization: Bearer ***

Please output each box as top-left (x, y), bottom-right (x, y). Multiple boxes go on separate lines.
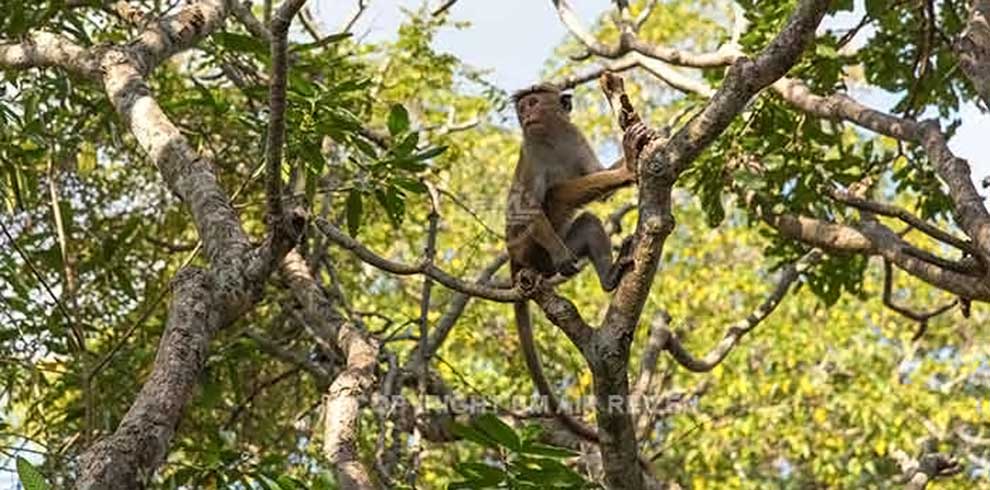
top-left (564, 212), bottom-right (633, 291)
top-left (509, 212), bottom-right (579, 275)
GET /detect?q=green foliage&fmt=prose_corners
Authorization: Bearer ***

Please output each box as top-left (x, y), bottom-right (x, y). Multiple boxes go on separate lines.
top-left (449, 415), bottom-right (592, 489)
top-left (16, 457), bottom-right (50, 490)
top-left (2, 0), bottom-right (988, 488)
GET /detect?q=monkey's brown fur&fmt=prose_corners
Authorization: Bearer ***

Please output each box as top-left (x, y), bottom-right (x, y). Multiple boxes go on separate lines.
top-left (506, 83), bottom-right (654, 442)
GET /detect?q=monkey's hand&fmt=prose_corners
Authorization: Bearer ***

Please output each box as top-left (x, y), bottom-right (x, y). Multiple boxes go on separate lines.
top-left (553, 250), bottom-right (580, 277)
top-left (622, 121), bottom-right (658, 177)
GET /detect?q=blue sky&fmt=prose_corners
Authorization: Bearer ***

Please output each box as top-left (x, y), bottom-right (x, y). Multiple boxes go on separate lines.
top-left (316, 0), bottom-right (990, 181)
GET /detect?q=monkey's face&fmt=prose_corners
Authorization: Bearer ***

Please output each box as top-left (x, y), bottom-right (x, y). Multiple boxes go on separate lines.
top-left (514, 90), bottom-right (573, 138)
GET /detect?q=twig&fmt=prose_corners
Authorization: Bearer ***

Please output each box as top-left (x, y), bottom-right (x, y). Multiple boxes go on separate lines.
top-left (883, 260), bottom-right (958, 341)
top-left (0, 220), bottom-right (85, 352)
top-left (432, 0), bottom-right (459, 17)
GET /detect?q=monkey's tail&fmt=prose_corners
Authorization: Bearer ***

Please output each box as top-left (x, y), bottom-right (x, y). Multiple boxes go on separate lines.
top-left (513, 300), bottom-right (600, 444)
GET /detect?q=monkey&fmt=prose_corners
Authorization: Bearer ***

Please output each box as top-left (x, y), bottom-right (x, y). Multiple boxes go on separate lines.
top-left (505, 83), bottom-right (655, 441)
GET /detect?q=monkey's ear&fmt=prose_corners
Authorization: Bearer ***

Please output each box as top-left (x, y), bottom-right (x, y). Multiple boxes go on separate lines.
top-left (559, 93), bottom-right (573, 113)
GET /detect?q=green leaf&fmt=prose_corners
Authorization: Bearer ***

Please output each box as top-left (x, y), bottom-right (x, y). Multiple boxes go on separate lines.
top-left (17, 457), bottom-right (50, 490)
top-left (519, 442), bottom-right (579, 459)
top-left (413, 145), bottom-right (448, 161)
top-left (213, 32), bottom-right (269, 59)
top-left (394, 132), bottom-right (420, 158)
top-left (375, 187), bottom-right (406, 227)
top-left (450, 421), bottom-right (499, 450)
top-left (474, 414), bottom-right (520, 450)
top-left (346, 190), bottom-right (363, 236)
top-left (451, 462), bottom-right (506, 488)
top-left (387, 104), bottom-right (410, 137)
top-left (393, 177), bottom-right (428, 194)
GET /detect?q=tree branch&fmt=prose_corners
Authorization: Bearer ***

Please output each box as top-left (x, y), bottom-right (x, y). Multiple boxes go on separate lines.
top-left (264, 0), bottom-right (308, 243)
top-left (828, 188), bottom-right (976, 255)
top-left (664, 250), bottom-right (820, 373)
top-left (882, 260), bottom-right (958, 340)
top-left (76, 269), bottom-right (218, 490)
top-left (763, 211), bottom-right (990, 300)
top-left (314, 218), bottom-right (523, 302)
top-left (0, 32), bottom-right (99, 78)
top-left (957, 0), bottom-right (990, 109)
top-left (279, 250), bottom-right (378, 488)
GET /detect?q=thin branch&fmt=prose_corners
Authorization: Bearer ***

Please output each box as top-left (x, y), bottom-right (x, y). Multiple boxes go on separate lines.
top-left (631, 311), bottom-right (672, 433)
top-left (340, 0), bottom-right (369, 33)
top-left (883, 260), bottom-right (958, 340)
top-left (664, 250), bottom-right (821, 373)
top-left (230, 0), bottom-right (272, 43)
top-left (244, 330), bottom-right (332, 382)
top-left (314, 218), bottom-right (523, 302)
top-left (299, 7), bottom-right (324, 42)
top-left (432, 0), bottom-right (459, 17)
top-left (405, 254), bottom-right (508, 372)
top-left (0, 220), bottom-right (85, 352)
top-left (408, 184), bottom-right (441, 484)
top-left (225, 367), bottom-right (303, 428)
top-left (266, 0), bottom-right (308, 220)
top-left (634, 0), bottom-right (660, 31)
top-left (554, 56), bottom-right (639, 90)
top-left (828, 188), bottom-right (976, 255)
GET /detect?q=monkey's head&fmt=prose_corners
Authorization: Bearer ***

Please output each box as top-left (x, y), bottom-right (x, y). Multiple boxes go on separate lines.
top-left (512, 83), bottom-right (573, 139)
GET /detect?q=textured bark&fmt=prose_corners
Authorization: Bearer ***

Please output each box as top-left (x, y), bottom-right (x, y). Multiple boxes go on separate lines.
top-left (76, 269), bottom-right (218, 490)
top-left (281, 251), bottom-right (378, 489)
top-left (764, 213), bottom-right (990, 300)
top-left (959, 0), bottom-right (990, 108)
top-left (0, 2), bottom-right (312, 486)
top-left (588, 2), bottom-right (830, 488)
top-left (587, 334), bottom-right (644, 490)
top-left (0, 32), bottom-right (100, 77)
top-left (100, 53), bottom-right (254, 309)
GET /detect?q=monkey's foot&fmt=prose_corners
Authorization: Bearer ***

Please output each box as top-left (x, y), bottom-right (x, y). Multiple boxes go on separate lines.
top-left (603, 234), bottom-right (638, 291)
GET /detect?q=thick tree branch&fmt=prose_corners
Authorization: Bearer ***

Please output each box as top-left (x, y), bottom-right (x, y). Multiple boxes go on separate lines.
top-left (828, 188), bottom-right (976, 255)
top-left (76, 269), bottom-right (219, 490)
top-left (280, 250), bottom-right (378, 488)
top-left (770, 78), bottom-right (990, 263)
top-left (763, 212), bottom-right (990, 300)
top-left (127, 0), bottom-right (230, 75)
top-left (580, 4), bottom-right (830, 487)
top-left (0, 32), bottom-right (100, 78)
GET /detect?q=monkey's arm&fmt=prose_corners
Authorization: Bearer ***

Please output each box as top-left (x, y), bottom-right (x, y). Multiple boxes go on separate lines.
top-left (545, 167), bottom-right (635, 213)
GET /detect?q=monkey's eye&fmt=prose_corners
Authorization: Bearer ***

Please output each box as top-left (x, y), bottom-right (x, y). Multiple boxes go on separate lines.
top-left (559, 93), bottom-right (573, 112)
